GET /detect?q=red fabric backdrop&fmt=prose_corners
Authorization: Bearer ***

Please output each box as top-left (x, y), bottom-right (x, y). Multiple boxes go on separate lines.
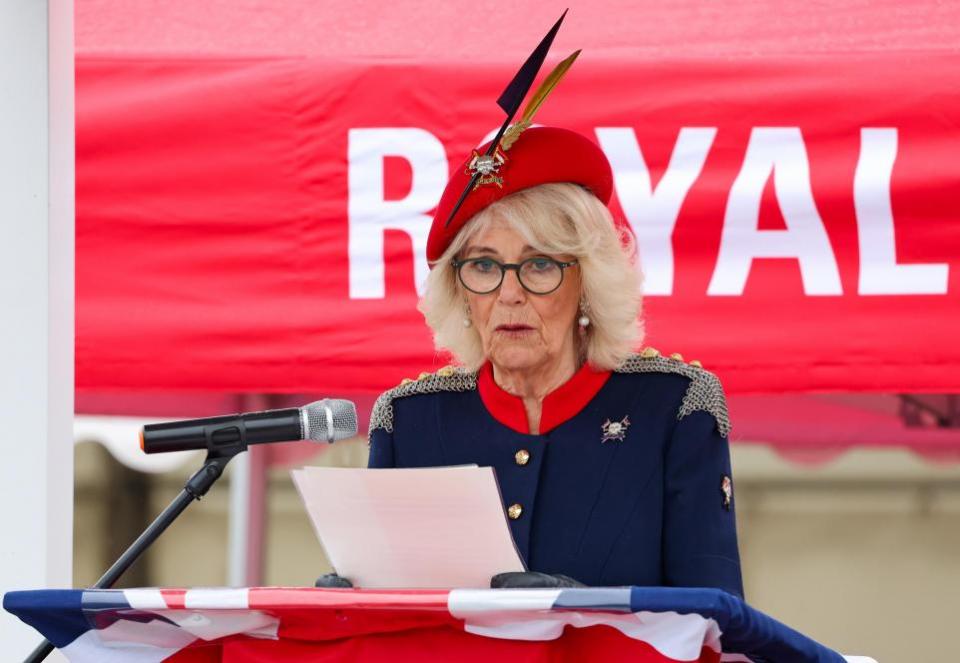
top-left (75, 2), bottom-right (960, 398)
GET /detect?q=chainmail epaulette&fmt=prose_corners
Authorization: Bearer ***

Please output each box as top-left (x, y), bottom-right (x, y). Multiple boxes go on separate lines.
top-left (616, 349), bottom-right (731, 437)
top-left (368, 366), bottom-right (478, 436)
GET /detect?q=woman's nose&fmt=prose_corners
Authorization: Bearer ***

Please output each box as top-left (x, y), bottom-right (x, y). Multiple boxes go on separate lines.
top-left (497, 268), bottom-right (526, 304)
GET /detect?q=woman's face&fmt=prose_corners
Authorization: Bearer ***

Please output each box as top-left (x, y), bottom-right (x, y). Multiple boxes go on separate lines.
top-left (460, 216), bottom-right (581, 374)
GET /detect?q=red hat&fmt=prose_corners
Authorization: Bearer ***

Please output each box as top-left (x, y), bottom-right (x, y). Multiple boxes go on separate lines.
top-left (426, 126), bottom-right (615, 263)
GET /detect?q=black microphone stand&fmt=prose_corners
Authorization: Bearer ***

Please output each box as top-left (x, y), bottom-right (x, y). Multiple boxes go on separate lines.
top-left (25, 441), bottom-right (245, 663)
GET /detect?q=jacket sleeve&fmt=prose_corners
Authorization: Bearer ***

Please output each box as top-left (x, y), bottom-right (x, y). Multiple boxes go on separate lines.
top-left (367, 426), bottom-right (396, 468)
top-left (662, 409), bottom-right (744, 598)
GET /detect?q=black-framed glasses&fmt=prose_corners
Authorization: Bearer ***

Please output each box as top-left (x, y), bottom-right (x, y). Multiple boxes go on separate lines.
top-left (451, 256), bottom-right (578, 295)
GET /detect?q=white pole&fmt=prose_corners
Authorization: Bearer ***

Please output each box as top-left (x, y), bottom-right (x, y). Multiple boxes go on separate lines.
top-left (0, 0), bottom-right (75, 658)
top-left (227, 395), bottom-right (268, 587)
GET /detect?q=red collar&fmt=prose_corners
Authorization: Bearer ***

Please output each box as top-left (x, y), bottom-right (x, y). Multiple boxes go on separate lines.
top-left (477, 361), bottom-right (612, 435)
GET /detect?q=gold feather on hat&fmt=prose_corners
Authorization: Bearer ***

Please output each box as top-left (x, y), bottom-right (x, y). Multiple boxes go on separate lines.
top-left (500, 49), bottom-right (581, 151)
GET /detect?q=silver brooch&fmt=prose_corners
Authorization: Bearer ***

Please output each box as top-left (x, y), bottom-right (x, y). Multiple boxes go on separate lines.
top-left (600, 416), bottom-right (630, 443)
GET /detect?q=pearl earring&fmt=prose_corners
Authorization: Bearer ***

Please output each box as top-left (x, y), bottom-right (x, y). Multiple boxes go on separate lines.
top-left (578, 298), bottom-right (591, 328)
top-left (463, 304), bottom-right (472, 328)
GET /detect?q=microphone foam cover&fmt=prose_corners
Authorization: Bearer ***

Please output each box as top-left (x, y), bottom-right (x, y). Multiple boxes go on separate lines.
top-left (302, 399), bottom-right (358, 442)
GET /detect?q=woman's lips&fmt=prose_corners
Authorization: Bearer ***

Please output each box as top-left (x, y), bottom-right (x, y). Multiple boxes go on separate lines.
top-left (495, 324), bottom-right (535, 335)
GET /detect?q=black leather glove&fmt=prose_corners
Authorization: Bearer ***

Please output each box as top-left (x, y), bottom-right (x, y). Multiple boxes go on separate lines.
top-left (315, 572), bottom-right (354, 588)
top-left (490, 571), bottom-right (585, 589)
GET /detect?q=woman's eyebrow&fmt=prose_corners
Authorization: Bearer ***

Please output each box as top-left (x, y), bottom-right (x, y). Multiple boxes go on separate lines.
top-left (463, 246), bottom-right (499, 256)
top-left (518, 246), bottom-right (552, 258)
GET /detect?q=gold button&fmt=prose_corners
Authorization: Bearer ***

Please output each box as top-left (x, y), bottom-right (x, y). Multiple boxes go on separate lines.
top-left (690, 359), bottom-right (703, 368)
top-left (669, 352), bottom-right (684, 361)
top-left (418, 372), bottom-right (431, 380)
top-left (515, 449), bottom-right (530, 466)
top-left (507, 503), bottom-right (523, 520)
top-left (437, 365), bottom-right (455, 377)
top-left (640, 347), bottom-right (660, 358)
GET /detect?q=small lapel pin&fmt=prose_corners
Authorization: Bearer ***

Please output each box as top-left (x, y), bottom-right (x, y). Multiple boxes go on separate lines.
top-left (720, 475), bottom-right (733, 510)
top-left (601, 415), bottom-right (630, 443)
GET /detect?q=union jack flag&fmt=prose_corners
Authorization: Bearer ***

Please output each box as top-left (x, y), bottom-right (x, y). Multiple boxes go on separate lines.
top-left (4, 586), bottom-right (871, 662)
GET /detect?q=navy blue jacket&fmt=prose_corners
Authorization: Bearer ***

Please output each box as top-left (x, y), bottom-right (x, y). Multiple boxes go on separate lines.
top-left (368, 351), bottom-right (743, 598)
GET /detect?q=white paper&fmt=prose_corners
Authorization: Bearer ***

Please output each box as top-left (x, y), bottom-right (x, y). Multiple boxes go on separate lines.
top-left (291, 466), bottom-right (526, 588)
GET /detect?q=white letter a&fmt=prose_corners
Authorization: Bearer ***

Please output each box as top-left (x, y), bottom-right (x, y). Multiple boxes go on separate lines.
top-left (708, 128), bottom-right (842, 296)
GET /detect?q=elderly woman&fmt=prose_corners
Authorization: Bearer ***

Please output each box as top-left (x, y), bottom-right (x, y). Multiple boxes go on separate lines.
top-left (366, 127), bottom-right (742, 597)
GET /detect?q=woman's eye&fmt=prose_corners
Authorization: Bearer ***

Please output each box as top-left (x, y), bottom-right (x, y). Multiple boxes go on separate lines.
top-left (528, 259), bottom-right (554, 271)
top-left (471, 259), bottom-right (496, 273)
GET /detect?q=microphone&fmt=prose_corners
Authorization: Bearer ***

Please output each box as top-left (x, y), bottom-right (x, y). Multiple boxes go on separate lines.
top-left (140, 399), bottom-right (358, 454)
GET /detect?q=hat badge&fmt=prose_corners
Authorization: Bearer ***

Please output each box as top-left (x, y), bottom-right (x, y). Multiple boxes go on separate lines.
top-left (467, 147), bottom-right (507, 189)
top-left (601, 415), bottom-right (630, 443)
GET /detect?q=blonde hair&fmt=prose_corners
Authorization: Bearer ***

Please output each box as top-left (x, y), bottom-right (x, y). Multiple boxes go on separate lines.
top-left (419, 183), bottom-right (643, 370)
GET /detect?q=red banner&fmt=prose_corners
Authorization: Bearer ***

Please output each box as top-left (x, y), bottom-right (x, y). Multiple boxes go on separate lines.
top-left (76, 53), bottom-right (960, 395)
